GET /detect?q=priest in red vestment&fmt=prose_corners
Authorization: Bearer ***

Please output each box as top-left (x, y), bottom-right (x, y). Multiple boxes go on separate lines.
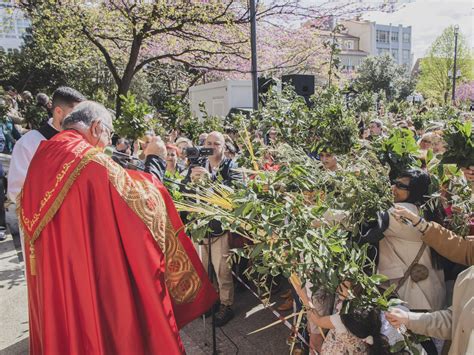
top-left (18, 101), bottom-right (218, 354)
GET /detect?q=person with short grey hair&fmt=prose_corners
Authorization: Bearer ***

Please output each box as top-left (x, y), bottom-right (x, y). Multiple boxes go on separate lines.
top-left (19, 102), bottom-right (217, 354)
top-left (63, 101), bottom-right (168, 181)
top-left (62, 101), bottom-right (114, 148)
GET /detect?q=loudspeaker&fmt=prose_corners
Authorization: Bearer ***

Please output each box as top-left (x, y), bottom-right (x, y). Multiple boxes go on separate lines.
top-left (282, 74), bottom-right (315, 103)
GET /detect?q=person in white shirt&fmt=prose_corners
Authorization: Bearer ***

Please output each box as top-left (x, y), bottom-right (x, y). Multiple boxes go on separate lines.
top-left (8, 86), bottom-right (86, 203)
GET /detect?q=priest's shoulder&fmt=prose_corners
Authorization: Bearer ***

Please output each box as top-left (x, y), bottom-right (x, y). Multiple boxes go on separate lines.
top-left (11, 129), bottom-right (46, 157)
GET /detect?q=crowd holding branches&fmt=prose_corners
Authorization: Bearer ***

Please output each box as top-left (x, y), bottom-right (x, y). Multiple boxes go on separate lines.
top-left (1, 2), bottom-right (473, 353)
top-left (165, 86), bottom-right (473, 353)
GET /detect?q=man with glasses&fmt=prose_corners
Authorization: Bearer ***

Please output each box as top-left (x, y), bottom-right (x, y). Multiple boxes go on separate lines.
top-left (19, 101), bottom-right (217, 354)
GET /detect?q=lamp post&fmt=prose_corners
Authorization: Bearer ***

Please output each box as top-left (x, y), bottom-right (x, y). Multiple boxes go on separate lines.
top-left (451, 24), bottom-right (459, 104)
top-left (249, 0), bottom-right (258, 111)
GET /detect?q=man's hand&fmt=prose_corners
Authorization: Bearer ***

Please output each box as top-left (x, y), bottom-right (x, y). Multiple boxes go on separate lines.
top-left (144, 136), bottom-right (166, 160)
top-left (190, 167), bottom-right (210, 182)
top-left (461, 166), bottom-right (474, 183)
top-left (167, 129), bottom-right (178, 143)
top-left (385, 308), bottom-right (410, 328)
top-left (391, 205), bottom-right (420, 225)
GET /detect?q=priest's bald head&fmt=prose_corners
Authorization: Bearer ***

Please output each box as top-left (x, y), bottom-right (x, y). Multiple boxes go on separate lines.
top-left (62, 101), bottom-right (113, 148)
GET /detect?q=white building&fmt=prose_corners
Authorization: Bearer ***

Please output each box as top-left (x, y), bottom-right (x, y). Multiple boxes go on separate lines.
top-left (341, 19), bottom-right (413, 68)
top-left (0, 1), bottom-right (29, 54)
top-left (317, 30), bottom-right (369, 72)
top-left (189, 80), bottom-right (253, 119)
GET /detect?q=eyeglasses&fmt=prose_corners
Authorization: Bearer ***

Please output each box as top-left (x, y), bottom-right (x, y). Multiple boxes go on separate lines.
top-left (393, 180), bottom-right (410, 190)
top-left (100, 121), bottom-right (114, 139)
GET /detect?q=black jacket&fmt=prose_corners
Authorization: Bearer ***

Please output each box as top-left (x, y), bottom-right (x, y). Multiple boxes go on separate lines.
top-left (144, 154), bottom-right (167, 182)
top-left (182, 157), bottom-right (242, 187)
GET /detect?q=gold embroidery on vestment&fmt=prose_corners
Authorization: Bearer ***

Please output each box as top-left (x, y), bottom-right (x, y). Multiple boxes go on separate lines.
top-left (17, 148), bottom-right (98, 275)
top-left (20, 145), bottom-right (93, 233)
top-left (92, 153), bottom-right (201, 304)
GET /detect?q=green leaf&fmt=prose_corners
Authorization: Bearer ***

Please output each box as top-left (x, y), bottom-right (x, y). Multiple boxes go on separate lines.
top-left (329, 244), bottom-right (344, 253)
top-left (250, 243), bottom-right (265, 258)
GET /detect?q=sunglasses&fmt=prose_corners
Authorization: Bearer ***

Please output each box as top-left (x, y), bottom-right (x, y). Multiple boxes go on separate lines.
top-left (393, 181), bottom-right (410, 190)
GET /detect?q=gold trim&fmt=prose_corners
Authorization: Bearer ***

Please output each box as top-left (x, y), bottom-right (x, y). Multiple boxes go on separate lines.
top-left (18, 148), bottom-right (98, 275)
top-left (28, 149), bottom-right (98, 242)
top-left (92, 153), bottom-right (201, 304)
top-left (20, 141), bottom-right (91, 234)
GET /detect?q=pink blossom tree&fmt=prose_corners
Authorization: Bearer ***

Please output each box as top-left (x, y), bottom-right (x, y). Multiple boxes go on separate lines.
top-left (19, 0), bottom-right (374, 115)
top-left (456, 81), bottom-right (474, 102)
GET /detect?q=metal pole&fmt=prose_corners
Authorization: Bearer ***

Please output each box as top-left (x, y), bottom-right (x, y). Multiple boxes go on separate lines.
top-left (249, 0), bottom-right (258, 110)
top-left (452, 27), bottom-right (459, 103)
top-left (207, 235), bottom-right (217, 355)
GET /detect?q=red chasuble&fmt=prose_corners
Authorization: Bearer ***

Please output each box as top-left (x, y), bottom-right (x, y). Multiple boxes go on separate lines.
top-left (19, 130), bottom-right (218, 355)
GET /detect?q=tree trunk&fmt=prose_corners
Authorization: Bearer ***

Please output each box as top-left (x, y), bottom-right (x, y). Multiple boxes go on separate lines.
top-left (115, 81), bottom-right (130, 119)
top-left (115, 37), bottom-right (143, 118)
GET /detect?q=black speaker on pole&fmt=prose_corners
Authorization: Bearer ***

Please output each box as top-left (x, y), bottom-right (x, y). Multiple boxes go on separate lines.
top-left (282, 74), bottom-right (315, 105)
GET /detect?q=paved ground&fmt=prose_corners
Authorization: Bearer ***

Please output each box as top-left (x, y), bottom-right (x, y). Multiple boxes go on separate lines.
top-left (0, 205), bottom-right (294, 355)
top-left (0, 205), bottom-right (28, 355)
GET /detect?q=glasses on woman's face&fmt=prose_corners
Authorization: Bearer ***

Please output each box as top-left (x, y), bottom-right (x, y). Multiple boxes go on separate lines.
top-left (393, 180), bottom-right (410, 190)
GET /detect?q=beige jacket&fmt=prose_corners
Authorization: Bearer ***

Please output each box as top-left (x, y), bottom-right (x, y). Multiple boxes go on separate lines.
top-left (378, 203), bottom-right (446, 311)
top-left (422, 222), bottom-right (474, 266)
top-left (407, 266), bottom-right (474, 355)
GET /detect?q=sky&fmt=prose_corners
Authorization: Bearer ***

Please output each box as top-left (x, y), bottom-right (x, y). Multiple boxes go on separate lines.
top-left (362, 0), bottom-right (473, 59)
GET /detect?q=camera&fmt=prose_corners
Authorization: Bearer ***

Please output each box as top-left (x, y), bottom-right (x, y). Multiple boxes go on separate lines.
top-left (184, 146), bottom-right (214, 168)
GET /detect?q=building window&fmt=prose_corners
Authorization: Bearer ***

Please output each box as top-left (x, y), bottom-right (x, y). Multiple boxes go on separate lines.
top-left (402, 49), bottom-right (410, 61)
top-left (391, 49), bottom-right (398, 59)
top-left (378, 48), bottom-right (390, 56)
top-left (403, 32), bottom-right (410, 43)
top-left (391, 31), bottom-right (399, 42)
top-left (344, 40), bottom-right (354, 50)
top-left (16, 18), bottom-right (29, 36)
top-left (0, 19), bottom-right (16, 39)
top-left (376, 30), bottom-right (389, 43)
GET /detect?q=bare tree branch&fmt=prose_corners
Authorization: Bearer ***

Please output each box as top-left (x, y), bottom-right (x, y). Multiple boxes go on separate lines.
top-left (82, 26), bottom-right (121, 85)
top-left (134, 47), bottom-right (247, 75)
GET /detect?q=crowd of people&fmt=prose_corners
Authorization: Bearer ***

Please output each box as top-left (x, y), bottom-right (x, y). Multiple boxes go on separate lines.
top-left (0, 86), bottom-right (57, 241)
top-left (1, 83), bottom-right (473, 354)
top-left (95, 95), bottom-right (474, 354)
